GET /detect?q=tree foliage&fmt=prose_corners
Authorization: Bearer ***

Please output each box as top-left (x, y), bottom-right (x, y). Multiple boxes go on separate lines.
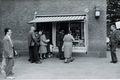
top-left (107, 0), bottom-right (120, 23)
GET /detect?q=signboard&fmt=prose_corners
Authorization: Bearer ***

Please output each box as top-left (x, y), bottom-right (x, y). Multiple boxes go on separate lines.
top-left (115, 21), bottom-right (120, 29)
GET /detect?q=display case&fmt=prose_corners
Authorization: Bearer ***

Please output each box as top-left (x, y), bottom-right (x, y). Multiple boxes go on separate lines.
top-left (70, 21), bottom-right (85, 47)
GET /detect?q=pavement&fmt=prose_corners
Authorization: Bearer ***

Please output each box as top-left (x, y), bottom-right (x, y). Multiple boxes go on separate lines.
top-left (0, 49), bottom-right (120, 80)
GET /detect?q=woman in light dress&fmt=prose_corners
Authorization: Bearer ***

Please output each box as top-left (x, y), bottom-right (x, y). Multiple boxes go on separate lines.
top-left (39, 31), bottom-right (50, 59)
top-left (63, 31), bottom-right (75, 63)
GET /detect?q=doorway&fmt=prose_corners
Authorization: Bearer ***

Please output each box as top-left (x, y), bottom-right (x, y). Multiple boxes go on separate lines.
top-left (56, 22), bottom-right (69, 32)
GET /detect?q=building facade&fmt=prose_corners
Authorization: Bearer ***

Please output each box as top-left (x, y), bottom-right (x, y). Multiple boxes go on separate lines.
top-left (0, 0), bottom-right (107, 59)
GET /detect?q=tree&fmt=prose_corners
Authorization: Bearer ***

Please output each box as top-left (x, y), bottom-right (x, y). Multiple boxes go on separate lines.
top-left (107, 0), bottom-right (120, 23)
top-left (107, 0), bottom-right (120, 36)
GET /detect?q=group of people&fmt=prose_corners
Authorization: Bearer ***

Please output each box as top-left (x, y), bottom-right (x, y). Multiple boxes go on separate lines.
top-left (28, 24), bottom-right (120, 65)
top-left (1, 23), bottom-right (120, 79)
top-left (28, 26), bottom-right (50, 64)
top-left (28, 26), bottom-right (75, 64)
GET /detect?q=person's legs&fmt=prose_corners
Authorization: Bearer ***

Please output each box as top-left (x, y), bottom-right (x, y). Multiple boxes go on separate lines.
top-left (58, 46), bottom-right (61, 58)
top-left (9, 58), bottom-right (14, 74)
top-left (33, 46), bottom-right (41, 63)
top-left (1, 58), bottom-right (7, 78)
top-left (28, 46), bottom-right (32, 61)
top-left (111, 50), bottom-right (118, 62)
top-left (5, 58), bottom-right (14, 77)
top-left (64, 54), bottom-right (73, 63)
top-left (45, 53), bottom-right (49, 58)
top-left (42, 53), bottom-right (47, 59)
top-left (64, 44), bottom-right (70, 63)
top-left (61, 52), bottom-right (65, 59)
top-left (58, 45), bottom-right (64, 59)
top-left (69, 49), bottom-right (74, 62)
top-left (30, 46), bottom-right (35, 63)
top-left (42, 46), bottom-right (47, 59)
top-left (64, 43), bottom-right (73, 63)
top-left (39, 53), bottom-right (43, 59)
top-left (110, 44), bottom-right (118, 63)
top-left (46, 44), bottom-right (50, 58)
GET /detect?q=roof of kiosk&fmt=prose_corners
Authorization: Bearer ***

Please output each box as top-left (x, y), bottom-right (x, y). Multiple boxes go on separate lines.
top-left (29, 14), bottom-right (86, 23)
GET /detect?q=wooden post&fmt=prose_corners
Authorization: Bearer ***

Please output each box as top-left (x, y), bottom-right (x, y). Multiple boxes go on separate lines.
top-left (52, 22), bottom-right (56, 47)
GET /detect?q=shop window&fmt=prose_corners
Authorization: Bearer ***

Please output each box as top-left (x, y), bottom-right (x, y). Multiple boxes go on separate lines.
top-left (70, 21), bottom-right (85, 47)
top-left (56, 21), bottom-right (85, 47)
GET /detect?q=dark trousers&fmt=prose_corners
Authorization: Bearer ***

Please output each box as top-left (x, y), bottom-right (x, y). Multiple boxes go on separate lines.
top-left (110, 44), bottom-right (118, 62)
top-left (29, 46), bottom-right (39, 62)
top-left (46, 44), bottom-right (50, 57)
top-left (58, 46), bottom-right (64, 58)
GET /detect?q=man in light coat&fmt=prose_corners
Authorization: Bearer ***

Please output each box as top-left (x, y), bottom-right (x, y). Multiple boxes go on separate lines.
top-left (1, 28), bottom-right (15, 79)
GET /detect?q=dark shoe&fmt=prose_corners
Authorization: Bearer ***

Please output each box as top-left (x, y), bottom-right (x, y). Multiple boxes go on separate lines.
top-left (9, 72), bottom-right (14, 76)
top-left (59, 58), bottom-right (65, 60)
top-left (113, 62), bottom-right (117, 63)
top-left (113, 61), bottom-right (117, 63)
top-left (110, 61), bottom-right (117, 63)
top-left (110, 61), bottom-right (113, 63)
top-left (60, 57), bottom-right (65, 60)
top-left (69, 58), bottom-right (74, 62)
top-left (30, 61), bottom-right (34, 63)
top-left (35, 61), bottom-right (42, 64)
top-left (28, 59), bottom-right (31, 62)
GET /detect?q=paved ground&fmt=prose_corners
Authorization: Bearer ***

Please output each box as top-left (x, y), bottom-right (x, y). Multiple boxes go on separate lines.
top-left (0, 49), bottom-right (120, 80)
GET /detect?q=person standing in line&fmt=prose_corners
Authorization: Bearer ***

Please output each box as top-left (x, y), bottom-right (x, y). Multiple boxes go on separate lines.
top-left (109, 24), bottom-right (120, 63)
top-left (56, 30), bottom-right (65, 60)
top-left (38, 30), bottom-right (42, 59)
top-left (45, 31), bottom-right (51, 58)
top-left (1, 28), bottom-right (15, 79)
top-left (35, 30), bottom-right (41, 55)
top-left (63, 30), bottom-right (75, 63)
top-left (28, 26), bottom-right (41, 64)
top-left (39, 31), bottom-right (50, 59)
top-left (28, 26), bottom-right (34, 62)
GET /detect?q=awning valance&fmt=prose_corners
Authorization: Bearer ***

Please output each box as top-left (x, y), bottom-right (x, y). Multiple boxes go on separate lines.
top-left (29, 15), bottom-right (86, 23)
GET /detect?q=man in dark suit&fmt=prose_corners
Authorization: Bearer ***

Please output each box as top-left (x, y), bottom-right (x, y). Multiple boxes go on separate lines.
top-left (1, 28), bottom-right (15, 79)
top-left (28, 26), bottom-right (41, 63)
top-left (109, 24), bottom-right (120, 63)
top-left (56, 30), bottom-right (65, 60)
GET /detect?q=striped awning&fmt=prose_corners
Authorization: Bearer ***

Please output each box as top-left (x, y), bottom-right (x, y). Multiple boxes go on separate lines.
top-left (29, 15), bottom-right (86, 23)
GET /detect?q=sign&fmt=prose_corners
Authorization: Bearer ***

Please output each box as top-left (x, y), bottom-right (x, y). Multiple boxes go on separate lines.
top-left (115, 21), bottom-right (120, 29)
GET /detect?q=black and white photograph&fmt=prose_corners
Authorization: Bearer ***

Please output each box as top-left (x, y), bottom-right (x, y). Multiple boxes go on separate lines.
top-left (0, 0), bottom-right (120, 79)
